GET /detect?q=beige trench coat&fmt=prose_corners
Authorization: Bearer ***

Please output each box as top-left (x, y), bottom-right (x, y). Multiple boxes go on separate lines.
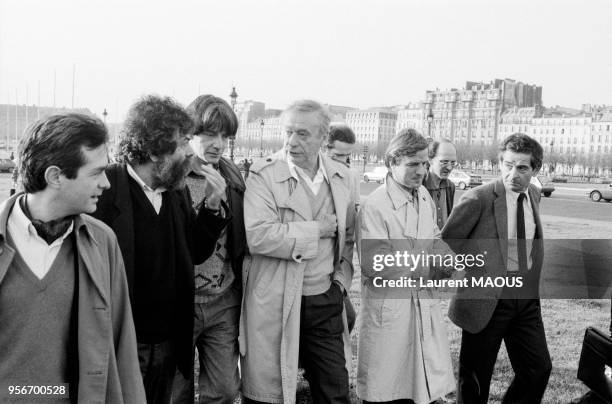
top-left (239, 152), bottom-right (357, 403)
top-left (357, 177), bottom-right (455, 404)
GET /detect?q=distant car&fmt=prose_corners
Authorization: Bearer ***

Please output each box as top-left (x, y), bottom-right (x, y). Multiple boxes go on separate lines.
top-left (363, 167), bottom-right (387, 183)
top-left (448, 170), bottom-right (482, 190)
top-left (531, 176), bottom-right (555, 197)
top-left (587, 184), bottom-right (612, 202)
top-left (0, 158), bottom-right (15, 173)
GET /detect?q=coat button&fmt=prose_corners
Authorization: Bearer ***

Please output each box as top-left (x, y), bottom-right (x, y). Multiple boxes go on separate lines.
top-left (296, 254), bottom-right (302, 260)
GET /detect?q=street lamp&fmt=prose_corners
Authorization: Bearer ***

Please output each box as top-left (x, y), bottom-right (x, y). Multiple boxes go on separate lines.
top-left (427, 109), bottom-right (434, 143)
top-left (102, 108), bottom-right (108, 125)
top-left (549, 140), bottom-right (555, 174)
top-left (259, 118), bottom-right (265, 158)
top-left (229, 86), bottom-right (238, 162)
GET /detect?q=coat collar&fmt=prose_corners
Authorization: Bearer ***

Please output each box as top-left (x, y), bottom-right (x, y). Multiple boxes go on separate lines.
top-left (385, 174), bottom-right (424, 211)
top-left (273, 150), bottom-right (345, 184)
top-left (0, 193), bottom-right (102, 300)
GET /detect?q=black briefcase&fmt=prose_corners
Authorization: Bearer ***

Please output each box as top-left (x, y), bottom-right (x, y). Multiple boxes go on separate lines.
top-left (578, 327), bottom-right (612, 403)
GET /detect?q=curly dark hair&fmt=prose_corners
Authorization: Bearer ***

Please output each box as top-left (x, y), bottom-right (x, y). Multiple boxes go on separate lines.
top-left (18, 113), bottom-right (108, 193)
top-left (115, 95), bottom-right (194, 164)
top-left (499, 133), bottom-right (543, 171)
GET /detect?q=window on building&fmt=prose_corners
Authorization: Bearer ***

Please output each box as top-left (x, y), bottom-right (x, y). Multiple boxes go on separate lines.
top-left (561, 129), bottom-right (564, 134)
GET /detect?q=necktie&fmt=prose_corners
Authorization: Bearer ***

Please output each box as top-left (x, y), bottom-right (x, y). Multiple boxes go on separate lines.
top-left (517, 193), bottom-right (528, 272)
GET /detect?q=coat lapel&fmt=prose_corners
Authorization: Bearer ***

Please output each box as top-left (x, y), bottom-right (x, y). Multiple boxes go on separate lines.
top-left (274, 156), bottom-right (313, 221)
top-left (0, 195), bottom-right (19, 286)
top-left (325, 158), bottom-right (348, 250)
top-left (74, 218), bottom-right (109, 307)
top-left (493, 180), bottom-right (508, 265)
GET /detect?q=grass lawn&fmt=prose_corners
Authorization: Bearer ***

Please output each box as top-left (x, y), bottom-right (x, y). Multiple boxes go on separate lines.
top-left (205, 257), bottom-right (611, 403)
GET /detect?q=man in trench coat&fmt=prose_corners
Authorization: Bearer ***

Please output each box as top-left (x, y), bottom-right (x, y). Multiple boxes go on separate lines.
top-left (240, 100), bottom-right (357, 404)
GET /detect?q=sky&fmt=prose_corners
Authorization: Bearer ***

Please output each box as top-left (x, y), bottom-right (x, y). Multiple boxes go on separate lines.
top-left (1, 0), bottom-right (611, 123)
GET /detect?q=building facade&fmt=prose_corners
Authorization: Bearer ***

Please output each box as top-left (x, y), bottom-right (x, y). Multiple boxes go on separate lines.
top-left (421, 79), bottom-right (542, 146)
top-left (345, 108), bottom-right (397, 157)
top-left (0, 104), bottom-right (94, 152)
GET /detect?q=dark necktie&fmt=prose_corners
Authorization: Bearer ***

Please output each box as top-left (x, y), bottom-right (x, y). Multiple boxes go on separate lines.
top-left (517, 193), bottom-right (528, 272)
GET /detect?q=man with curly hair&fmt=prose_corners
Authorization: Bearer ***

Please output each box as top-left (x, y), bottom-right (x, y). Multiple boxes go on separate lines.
top-left (93, 95), bottom-right (229, 404)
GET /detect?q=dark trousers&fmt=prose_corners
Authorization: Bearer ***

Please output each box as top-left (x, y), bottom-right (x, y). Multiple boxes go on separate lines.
top-left (300, 283), bottom-right (350, 404)
top-left (244, 283), bottom-right (349, 404)
top-left (138, 340), bottom-right (177, 404)
top-left (457, 299), bottom-right (552, 404)
top-left (172, 288), bottom-right (240, 404)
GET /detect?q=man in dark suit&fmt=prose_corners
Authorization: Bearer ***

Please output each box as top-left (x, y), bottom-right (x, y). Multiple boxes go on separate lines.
top-left (93, 95), bottom-right (229, 404)
top-left (442, 133), bottom-right (551, 404)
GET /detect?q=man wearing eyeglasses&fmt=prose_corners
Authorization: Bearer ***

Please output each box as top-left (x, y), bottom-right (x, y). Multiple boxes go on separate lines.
top-left (423, 139), bottom-right (457, 229)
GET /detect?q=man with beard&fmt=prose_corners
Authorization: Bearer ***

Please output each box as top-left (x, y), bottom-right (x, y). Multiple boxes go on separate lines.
top-left (93, 95), bottom-right (229, 404)
top-left (424, 139), bottom-right (457, 230)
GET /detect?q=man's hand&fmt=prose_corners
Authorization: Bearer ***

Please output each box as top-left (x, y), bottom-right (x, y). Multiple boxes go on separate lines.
top-left (197, 164), bottom-right (227, 210)
top-left (318, 214), bottom-right (338, 238)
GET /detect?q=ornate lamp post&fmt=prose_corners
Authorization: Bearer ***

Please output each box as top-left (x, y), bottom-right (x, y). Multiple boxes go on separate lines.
top-left (549, 140), bottom-right (555, 174)
top-left (427, 109), bottom-right (434, 143)
top-left (229, 86), bottom-right (238, 161)
top-left (259, 118), bottom-right (265, 157)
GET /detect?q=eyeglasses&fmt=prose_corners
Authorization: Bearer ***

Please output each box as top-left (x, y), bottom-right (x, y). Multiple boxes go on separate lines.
top-left (439, 160), bottom-right (457, 167)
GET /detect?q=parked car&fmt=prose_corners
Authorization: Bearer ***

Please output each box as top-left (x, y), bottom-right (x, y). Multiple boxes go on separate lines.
top-left (363, 166), bottom-right (387, 183)
top-left (530, 176), bottom-right (555, 197)
top-left (0, 158), bottom-right (15, 173)
top-left (587, 184), bottom-right (612, 202)
top-left (448, 170), bottom-right (482, 190)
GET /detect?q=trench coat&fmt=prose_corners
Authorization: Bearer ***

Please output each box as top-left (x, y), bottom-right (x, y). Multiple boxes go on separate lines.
top-left (239, 152), bottom-right (357, 403)
top-left (0, 194), bottom-right (146, 403)
top-left (357, 176), bottom-right (455, 404)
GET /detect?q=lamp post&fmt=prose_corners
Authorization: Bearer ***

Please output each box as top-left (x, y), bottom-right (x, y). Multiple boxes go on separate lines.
top-left (427, 109), bottom-right (434, 143)
top-left (259, 118), bottom-right (265, 158)
top-left (229, 86), bottom-right (238, 162)
top-left (549, 140), bottom-right (555, 174)
top-left (102, 108), bottom-right (108, 125)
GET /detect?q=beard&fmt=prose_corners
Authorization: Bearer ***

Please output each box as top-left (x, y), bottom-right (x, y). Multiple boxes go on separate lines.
top-left (152, 155), bottom-right (192, 190)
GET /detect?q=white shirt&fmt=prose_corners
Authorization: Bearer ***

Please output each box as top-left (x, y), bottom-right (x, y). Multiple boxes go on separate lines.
top-left (127, 164), bottom-right (166, 214)
top-left (6, 195), bottom-right (74, 280)
top-left (287, 153), bottom-right (329, 195)
top-left (505, 185), bottom-right (536, 271)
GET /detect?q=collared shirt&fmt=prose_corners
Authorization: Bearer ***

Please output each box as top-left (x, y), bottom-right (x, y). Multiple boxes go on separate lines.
top-left (504, 185), bottom-right (536, 271)
top-left (6, 195), bottom-right (74, 280)
top-left (287, 153), bottom-right (329, 195)
top-left (127, 164), bottom-right (166, 214)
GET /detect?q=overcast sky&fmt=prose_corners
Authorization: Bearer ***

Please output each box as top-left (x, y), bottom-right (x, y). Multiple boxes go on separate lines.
top-left (1, 0), bottom-right (610, 122)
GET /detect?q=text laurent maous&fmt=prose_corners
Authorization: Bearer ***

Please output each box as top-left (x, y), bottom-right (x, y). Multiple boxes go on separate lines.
top-left (372, 276), bottom-right (524, 288)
